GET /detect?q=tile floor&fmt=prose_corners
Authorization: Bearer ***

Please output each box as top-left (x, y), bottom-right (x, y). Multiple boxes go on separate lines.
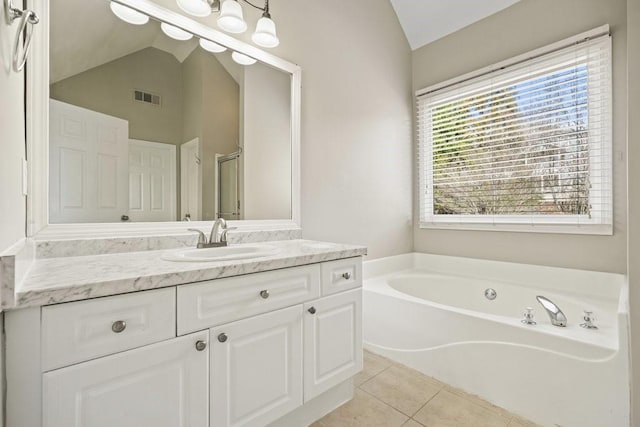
top-left (312, 351), bottom-right (540, 427)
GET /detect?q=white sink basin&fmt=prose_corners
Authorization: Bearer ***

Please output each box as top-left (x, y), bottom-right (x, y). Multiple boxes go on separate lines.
top-left (163, 244), bottom-right (279, 262)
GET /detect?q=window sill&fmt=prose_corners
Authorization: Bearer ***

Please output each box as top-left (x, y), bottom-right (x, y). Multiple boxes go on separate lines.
top-left (418, 221), bottom-right (613, 236)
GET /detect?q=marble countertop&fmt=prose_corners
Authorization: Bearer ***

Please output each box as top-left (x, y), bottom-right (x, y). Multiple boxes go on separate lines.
top-left (13, 240), bottom-right (367, 308)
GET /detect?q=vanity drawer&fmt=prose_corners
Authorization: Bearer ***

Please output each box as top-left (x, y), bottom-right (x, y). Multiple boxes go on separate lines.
top-left (177, 264), bottom-right (321, 335)
top-left (321, 257), bottom-right (362, 296)
top-left (42, 288), bottom-right (176, 371)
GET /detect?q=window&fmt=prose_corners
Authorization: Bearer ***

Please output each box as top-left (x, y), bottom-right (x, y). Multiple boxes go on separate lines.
top-left (417, 30), bottom-right (612, 234)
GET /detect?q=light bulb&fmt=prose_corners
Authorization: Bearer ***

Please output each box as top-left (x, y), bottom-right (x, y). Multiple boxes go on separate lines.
top-left (252, 16), bottom-right (279, 48)
top-left (177, 0), bottom-right (212, 17)
top-left (199, 38), bottom-right (227, 53)
top-left (232, 51), bottom-right (257, 66)
top-left (161, 22), bottom-right (193, 41)
top-left (217, 0), bottom-right (247, 34)
top-left (110, 2), bottom-right (149, 25)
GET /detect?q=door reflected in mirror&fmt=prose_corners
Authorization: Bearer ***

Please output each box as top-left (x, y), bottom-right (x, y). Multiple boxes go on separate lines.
top-left (48, 0), bottom-right (292, 224)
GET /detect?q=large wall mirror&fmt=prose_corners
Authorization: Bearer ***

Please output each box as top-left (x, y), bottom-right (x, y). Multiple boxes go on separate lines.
top-left (27, 0), bottom-right (300, 236)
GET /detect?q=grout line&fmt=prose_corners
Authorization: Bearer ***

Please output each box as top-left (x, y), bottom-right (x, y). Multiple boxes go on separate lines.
top-left (358, 387), bottom-right (410, 421)
top-left (356, 363), bottom-right (393, 389)
top-left (359, 364), bottom-right (442, 419)
top-left (410, 387), bottom-right (441, 419)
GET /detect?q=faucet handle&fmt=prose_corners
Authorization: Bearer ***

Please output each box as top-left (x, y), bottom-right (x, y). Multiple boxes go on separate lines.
top-left (580, 310), bottom-right (598, 329)
top-left (219, 227), bottom-right (238, 243)
top-left (188, 229), bottom-right (208, 247)
top-left (521, 307), bottom-right (536, 325)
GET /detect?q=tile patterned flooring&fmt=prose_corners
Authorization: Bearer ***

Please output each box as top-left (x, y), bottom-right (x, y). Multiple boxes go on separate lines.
top-left (312, 351), bottom-right (540, 427)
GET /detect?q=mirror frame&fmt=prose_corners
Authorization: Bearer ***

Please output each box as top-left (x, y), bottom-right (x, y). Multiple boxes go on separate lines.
top-left (26, 0), bottom-right (301, 239)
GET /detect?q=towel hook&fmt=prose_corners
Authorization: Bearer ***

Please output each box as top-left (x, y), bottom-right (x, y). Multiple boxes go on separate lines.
top-left (4, 0), bottom-right (39, 72)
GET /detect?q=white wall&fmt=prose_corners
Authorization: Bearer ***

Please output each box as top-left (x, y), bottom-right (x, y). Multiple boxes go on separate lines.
top-left (242, 63), bottom-right (291, 220)
top-left (412, 0), bottom-right (628, 273)
top-left (275, 0), bottom-right (413, 258)
top-left (0, 0), bottom-right (27, 254)
top-left (627, 0), bottom-right (640, 424)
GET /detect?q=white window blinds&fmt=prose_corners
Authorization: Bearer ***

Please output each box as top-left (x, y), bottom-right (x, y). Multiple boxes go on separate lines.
top-left (417, 31), bottom-right (612, 234)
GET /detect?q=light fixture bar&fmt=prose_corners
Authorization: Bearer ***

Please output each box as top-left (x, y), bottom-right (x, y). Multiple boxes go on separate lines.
top-left (111, 0), bottom-right (281, 65)
top-left (175, 0), bottom-right (280, 48)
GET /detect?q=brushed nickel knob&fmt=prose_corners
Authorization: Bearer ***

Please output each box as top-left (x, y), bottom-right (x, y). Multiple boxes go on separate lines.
top-left (342, 272), bottom-right (352, 280)
top-left (195, 340), bottom-right (207, 351)
top-left (260, 290), bottom-right (270, 299)
top-left (308, 307), bottom-right (316, 314)
top-left (218, 333), bottom-right (228, 343)
top-left (111, 320), bottom-right (127, 333)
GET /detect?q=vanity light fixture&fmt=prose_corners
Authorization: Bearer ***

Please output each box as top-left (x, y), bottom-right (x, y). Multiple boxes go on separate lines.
top-left (161, 22), bottom-right (194, 40)
top-left (176, 0), bottom-right (279, 48)
top-left (252, 11), bottom-right (279, 48)
top-left (217, 0), bottom-right (247, 33)
top-left (231, 51), bottom-right (257, 65)
top-left (110, 1), bottom-right (149, 25)
top-left (177, 0), bottom-right (220, 17)
top-left (199, 38), bottom-right (227, 53)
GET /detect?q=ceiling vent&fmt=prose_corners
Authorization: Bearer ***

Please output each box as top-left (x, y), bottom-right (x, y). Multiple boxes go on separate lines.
top-left (134, 89), bottom-right (161, 106)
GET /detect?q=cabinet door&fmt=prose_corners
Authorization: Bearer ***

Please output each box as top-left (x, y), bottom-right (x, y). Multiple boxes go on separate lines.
top-left (304, 288), bottom-right (363, 402)
top-left (43, 331), bottom-right (209, 427)
top-left (210, 306), bottom-right (303, 427)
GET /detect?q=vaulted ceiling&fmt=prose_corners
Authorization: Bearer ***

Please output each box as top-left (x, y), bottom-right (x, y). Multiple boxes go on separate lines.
top-left (389, 0), bottom-right (521, 50)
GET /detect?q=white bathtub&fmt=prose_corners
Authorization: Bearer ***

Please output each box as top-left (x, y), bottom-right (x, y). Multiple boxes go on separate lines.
top-left (363, 253), bottom-right (629, 427)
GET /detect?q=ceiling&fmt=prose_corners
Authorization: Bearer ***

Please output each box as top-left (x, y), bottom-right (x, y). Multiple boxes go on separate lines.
top-left (390, 0), bottom-right (521, 50)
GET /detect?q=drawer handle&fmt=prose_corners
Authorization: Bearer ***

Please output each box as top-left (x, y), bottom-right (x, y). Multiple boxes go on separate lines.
top-left (260, 290), bottom-right (270, 299)
top-left (342, 272), bottom-right (352, 280)
top-left (111, 320), bottom-right (127, 333)
top-left (308, 306), bottom-right (316, 315)
top-left (218, 333), bottom-right (228, 343)
top-left (195, 340), bottom-right (207, 351)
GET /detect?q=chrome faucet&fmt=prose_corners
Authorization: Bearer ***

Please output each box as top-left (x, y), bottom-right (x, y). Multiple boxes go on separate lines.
top-left (536, 295), bottom-right (567, 327)
top-left (210, 218), bottom-right (228, 244)
top-left (188, 218), bottom-right (236, 248)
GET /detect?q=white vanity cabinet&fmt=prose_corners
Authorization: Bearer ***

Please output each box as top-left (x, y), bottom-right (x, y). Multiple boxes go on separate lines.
top-left (43, 330), bottom-right (210, 427)
top-left (303, 288), bottom-right (363, 401)
top-left (210, 306), bottom-right (304, 427)
top-left (7, 257), bottom-right (363, 427)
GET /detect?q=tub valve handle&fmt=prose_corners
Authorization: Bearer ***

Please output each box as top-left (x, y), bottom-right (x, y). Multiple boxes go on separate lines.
top-left (521, 307), bottom-right (536, 325)
top-left (580, 310), bottom-right (598, 329)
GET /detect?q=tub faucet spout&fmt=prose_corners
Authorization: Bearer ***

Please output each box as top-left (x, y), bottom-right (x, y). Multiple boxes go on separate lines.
top-left (536, 296), bottom-right (567, 327)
